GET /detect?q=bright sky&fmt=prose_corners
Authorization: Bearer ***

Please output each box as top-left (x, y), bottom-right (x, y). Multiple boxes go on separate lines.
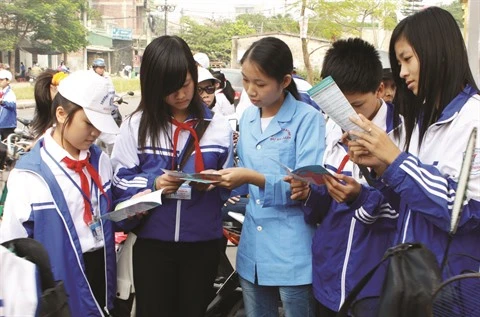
top-left (166, 0), bottom-right (457, 20)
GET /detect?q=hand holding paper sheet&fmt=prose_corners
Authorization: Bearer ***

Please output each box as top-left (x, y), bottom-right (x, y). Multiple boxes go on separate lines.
top-left (101, 189), bottom-right (164, 222)
top-left (308, 76), bottom-right (363, 139)
top-left (272, 159), bottom-right (336, 186)
top-left (161, 169), bottom-right (222, 184)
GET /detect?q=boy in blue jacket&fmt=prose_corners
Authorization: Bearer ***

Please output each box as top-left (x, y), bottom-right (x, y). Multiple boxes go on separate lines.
top-left (288, 38), bottom-right (405, 316)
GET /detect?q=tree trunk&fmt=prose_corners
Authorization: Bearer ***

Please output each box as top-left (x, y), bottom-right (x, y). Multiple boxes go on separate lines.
top-left (301, 0), bottom-right (314, 84)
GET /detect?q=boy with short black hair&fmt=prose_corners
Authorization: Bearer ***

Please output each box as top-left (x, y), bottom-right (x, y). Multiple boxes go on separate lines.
top-left (289, 38), bottom-right (405, 316)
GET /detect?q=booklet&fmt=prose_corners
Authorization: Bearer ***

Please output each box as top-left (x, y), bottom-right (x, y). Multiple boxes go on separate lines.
top-left (161, 169), bottom-right (222, 184)
top-left (308, 76), bottom-right (363, 139)
top-left (101, 189), bottom-right (164, 222)
top-left (272, 159), bottom-right (336, 186)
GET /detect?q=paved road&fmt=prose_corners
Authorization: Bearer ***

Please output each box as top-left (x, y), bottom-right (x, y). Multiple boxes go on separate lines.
top-left (17, 93), bottom-right (141, 120)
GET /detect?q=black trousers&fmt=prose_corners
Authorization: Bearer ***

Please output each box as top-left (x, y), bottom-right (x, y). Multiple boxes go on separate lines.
top-left (83, 248), bottom-right (106, 311)
top-left (133, 238), bottom-right (221, 317)
top-left (316, 300), bottom-right (337, 317)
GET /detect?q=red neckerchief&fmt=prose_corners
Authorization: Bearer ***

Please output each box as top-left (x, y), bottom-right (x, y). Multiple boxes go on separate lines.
top-left (171, 118), bottom-right (204, 173)
top-left (62, 154), bottom-right (109, 225)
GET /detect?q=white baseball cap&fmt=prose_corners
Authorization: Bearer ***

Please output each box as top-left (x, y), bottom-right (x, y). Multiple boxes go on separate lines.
top-left (193, 53), bottom-right (210, 69)
top-left (0, 70), bottom-right (12, 81)
top-left (57, 70), bottom-right (120, 134)
top-left (197, 66), bottom-right (220, 84)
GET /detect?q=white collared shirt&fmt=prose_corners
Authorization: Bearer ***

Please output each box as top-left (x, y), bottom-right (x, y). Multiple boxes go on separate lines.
top-left (41, 129), bottom-right (104, 252)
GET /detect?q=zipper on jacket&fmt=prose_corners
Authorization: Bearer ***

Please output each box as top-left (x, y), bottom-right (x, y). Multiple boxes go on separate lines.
top-left (174, 200), bottom-right (182, 241)
top-left (339, 217), bottom-right (356, 310)
top-left (24, 169), bottom-right (106, 316)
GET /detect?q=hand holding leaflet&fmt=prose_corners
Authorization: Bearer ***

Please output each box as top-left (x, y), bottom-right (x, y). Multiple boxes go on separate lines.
top-left (101, 189), bottom-right (164, 222)
top-left (161, 168), bottom-right (222, 184)
top-left (308, 76), bottom-right (363, 139)
top-left (272, 159), bottom-right (337, 186)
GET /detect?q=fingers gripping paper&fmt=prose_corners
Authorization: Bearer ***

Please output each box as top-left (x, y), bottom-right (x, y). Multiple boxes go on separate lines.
top-left (308, 76), bottom-right (363, 139)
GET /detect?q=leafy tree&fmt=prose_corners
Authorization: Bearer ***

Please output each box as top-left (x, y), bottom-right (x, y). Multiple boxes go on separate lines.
top-left (401, 0), bottom-right (424, 16)
top-left (179, 17), bottom-right (255, 65)
top-left (0, 0), bottom-right (89, 71)
top-left (237, 13), bottom-right (299, 34)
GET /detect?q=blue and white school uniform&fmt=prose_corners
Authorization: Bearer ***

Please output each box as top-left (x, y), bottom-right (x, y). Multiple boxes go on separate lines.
top-left (236, 92), bottom-right (326, 286)
top-left (0, 85), bottom-right (16, 129)
top-left (304, 101), bottom-right (404, 311)
top-left (379, 85), bottom-right (480, 277)
top-left (111, 106), bottom-right (233, 241)
top-left (0, 129), bottom-right (117, 316)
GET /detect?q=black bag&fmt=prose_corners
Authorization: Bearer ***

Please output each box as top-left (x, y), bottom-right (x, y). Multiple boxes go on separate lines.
top-left (338, 243), bottom-right (442, 317)
top-left (2, 238), bottom-right (71, 317)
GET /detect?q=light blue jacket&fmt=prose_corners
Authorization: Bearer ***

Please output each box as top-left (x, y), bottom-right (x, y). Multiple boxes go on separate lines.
top-left (236, 92), bottom-right (325, 285)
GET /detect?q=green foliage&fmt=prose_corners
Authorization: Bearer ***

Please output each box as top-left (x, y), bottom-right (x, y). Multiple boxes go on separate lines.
top-left (308, 0), bottom-right (398, 40)
top-left (179, 17), bottom-right (255, 65)
top-left (0, 0), bottom-right (88, 53)
top-left (440, 1), bottom-right (464, 28)
top-left (176, 0), bottom-right (397, 67)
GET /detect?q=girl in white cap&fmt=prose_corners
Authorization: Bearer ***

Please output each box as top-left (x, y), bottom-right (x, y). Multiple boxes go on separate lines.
top-left (0, 70), bottom-right (124, 316)
top-left (197, 66), bottom-right (235, 116)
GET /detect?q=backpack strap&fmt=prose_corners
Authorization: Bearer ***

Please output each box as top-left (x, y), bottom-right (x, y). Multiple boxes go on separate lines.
top-left (337, 243), bottom-right (420, 316)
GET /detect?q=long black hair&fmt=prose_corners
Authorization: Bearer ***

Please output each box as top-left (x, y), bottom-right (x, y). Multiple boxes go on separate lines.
top-left (132, 35), bottom-right (205, 151)
top-left (389, 6), bottom-right (479, 150)
top-left (212, 71), bottom-right (235, 104)
top-left (240, 37), bottom-right (300, 100)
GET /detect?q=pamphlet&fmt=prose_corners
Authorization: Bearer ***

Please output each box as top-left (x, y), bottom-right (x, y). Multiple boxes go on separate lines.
top-left (308, 76), bottom-right (363, 139)
top-left (161, 169), bottom-right (222, 184)
top-left (101, 189), bottom-right (164, 222)
top-left (272, 159), bottom-right (336, 186)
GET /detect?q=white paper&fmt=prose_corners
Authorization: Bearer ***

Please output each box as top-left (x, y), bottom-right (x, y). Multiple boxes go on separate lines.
top-left (101, 189), bottom-right (164, 222)
top-left (308, 76), bottom-right (362, 139)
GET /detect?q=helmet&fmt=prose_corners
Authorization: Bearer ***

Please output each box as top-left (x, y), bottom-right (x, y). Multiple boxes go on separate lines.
top-left (92, 58), bottom-right (106, 68)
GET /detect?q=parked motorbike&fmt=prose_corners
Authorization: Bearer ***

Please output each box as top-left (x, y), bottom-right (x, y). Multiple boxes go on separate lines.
top-left (96, 91), bottom-right (134, 156)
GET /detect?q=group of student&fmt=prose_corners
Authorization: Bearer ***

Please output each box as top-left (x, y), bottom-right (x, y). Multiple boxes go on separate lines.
top-left (0, 6), bottom-right (479, 317)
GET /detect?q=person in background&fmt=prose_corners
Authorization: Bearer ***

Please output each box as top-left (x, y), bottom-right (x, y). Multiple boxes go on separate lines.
top-left (30, 62), bottom-right (42, 80)
top-left (30, 70), bottom-right (68, 139)
top-left (0, 69), bottom-right (16, 141)
top-left (91, 58), bottom-right (120, 155)
top-left (110, 35), bottom-right (233, 317)
top-left (19, 62), bottom-right (26, 79)
top-left (193, 52), bottom-right (210, 69)
top-left (198, 66), bottom-right (235, 116)
top-left (292, 67), bottom-right (321, 111)
top-left (379, 68), bottom-right (396, 104)
top-left (216, 37), bottom-right (325, 317)
top-left (348, 6), bottom-right (480, 279)
top-left (289, 38), bottom-right (404, 317)
top-left (0, 70), bottom-right (121, 316)
top-left (212, 70), bottom-right (236, 105)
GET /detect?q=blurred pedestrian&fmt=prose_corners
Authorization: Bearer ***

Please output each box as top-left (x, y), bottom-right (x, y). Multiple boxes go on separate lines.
top-left (0, 69), bottom-right (16, 141)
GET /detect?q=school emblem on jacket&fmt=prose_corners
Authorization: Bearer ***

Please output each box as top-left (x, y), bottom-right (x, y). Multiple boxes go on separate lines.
top-left (270, 128), bottom-right (291, 141)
